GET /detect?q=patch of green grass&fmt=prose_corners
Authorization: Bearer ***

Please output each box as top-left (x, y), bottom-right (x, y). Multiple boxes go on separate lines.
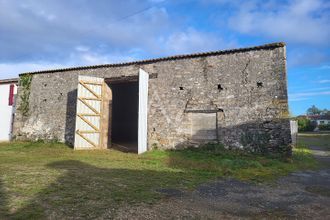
top-left (162, 143), bottom-right (318, 182)
top-left (0, 141), bottom-right (317, 219)
top-left (298, 132), bottom-right (330, 150)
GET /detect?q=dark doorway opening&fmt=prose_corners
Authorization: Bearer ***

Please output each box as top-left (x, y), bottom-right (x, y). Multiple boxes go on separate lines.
top-left (108, 82), bottom-right (139, 153)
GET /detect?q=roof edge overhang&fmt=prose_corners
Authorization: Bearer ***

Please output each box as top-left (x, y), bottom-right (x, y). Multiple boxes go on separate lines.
top-left (19, 42), bottom-right (286, 76)
top-left (0, 78), bottom-right (19, 85)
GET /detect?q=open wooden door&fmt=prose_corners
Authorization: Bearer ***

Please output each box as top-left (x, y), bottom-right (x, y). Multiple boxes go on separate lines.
top-left (138, 69), bottom-right (149, 154)
top-left (74, 75), bottom-right (104, 150)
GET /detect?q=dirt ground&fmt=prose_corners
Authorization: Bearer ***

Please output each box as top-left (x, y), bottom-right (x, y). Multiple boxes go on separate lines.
top-left (115, 146), bottom-right (330, 219)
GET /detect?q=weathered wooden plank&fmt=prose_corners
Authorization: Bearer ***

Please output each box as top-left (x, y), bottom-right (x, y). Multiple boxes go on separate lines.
top-left (76, 130), bottom-right (97, 148)
top-left (74, 76), bottom-right (104, 149)
top-left (79, 80), bottom-right (101, 99)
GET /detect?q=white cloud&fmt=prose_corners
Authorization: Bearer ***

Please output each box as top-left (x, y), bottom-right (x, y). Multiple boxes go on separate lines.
top-left (317, 80), bottom-right (330, 84)
top-left (287, 48), bottom-right (330, 67)
top-left (0, 0), bottom-right (236, 64)
top-left (289, 90), bottom-right (330, 101)
top-left (75, 46), bottom-right (90, 52)
top-left (291, 86), bottom-right (330, 92)
top-left (319, 65), bottom-right (330, 70)
top-left (228, 0), bottom-right (330, 45)
top-left (0, 0), bottom-right (237, 78)
top-left (0, 0), bottom-right (173, 62)
top-left (0, 50), bottom-right (139, 78)
top-left (289, 97), bottom-right (310, 102)
top-left (0, 28), bottom-right (229, 79)
top-left (0, 62), bottom-right (67, 78)
top-left (148, 0), bottom-right (166, 3)
top-left (159, 28), bottom-right (236, 55)
top-left (76, 52), bottom-right (136, 65)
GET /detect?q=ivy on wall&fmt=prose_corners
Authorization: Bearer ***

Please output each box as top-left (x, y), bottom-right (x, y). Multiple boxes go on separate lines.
top-left (18, 74), bottom-right (32, 116)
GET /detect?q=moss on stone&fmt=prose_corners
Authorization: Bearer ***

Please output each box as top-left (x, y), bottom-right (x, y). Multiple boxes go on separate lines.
top-left (18, 74), bottom-right (32, 116)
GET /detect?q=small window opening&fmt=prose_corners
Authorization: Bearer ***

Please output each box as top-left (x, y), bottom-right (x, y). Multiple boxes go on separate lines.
top-left (257, 82), bottom-right (263, 88)
top-left (218, 108), bottom-right (224, 112)
top-left (44, 83), bottom-right (47, 87)
top-left (217, 84), bottom-right (223, 91)
top-left (179, 86), bottom-right (184, 90)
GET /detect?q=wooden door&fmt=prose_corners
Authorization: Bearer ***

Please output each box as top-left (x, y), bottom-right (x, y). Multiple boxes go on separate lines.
top-left (74, 75), bottom-right (104, 149)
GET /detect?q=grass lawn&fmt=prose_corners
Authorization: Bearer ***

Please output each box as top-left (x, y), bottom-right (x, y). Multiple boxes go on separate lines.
top-left (0, 141), bottom-right (318, 219)
top-left (298, 132), bottom-right (330, 150)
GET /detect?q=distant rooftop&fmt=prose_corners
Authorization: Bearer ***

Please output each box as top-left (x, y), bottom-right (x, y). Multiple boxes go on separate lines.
top-left (20, 42), bottom-right (286, 76)
top-left (0, 78), bottom-right (19, 85)
top-left (307, 115), bottom-right (330, 120)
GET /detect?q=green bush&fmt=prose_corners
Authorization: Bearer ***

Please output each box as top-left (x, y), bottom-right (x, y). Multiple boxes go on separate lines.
top-left (298, 118), bottom-right (317, 132)
top-left (319, 124), bottom-right (330, 131)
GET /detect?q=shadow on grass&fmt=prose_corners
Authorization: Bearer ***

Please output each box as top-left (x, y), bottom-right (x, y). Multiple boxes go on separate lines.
top-left (4, 160), bottom-right (191, 219)
top-left (0, 179), bottom-right (9, 218)
top-left (0, 144), bottom-right (318, 219)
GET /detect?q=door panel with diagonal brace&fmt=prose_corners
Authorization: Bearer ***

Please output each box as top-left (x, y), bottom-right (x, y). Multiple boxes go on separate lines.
top-left (74, 75), bottom-right (104, 149)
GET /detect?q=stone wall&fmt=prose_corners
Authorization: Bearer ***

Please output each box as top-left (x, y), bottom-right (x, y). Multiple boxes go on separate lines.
top-left (13, 43), bottom-right (291, 154)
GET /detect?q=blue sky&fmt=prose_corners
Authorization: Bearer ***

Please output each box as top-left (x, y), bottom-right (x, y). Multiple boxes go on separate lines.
top-left (0, 0), bottom-right (329, 115)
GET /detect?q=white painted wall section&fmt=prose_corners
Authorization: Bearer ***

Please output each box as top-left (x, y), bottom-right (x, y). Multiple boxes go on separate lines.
top-left (0, 83), bottom-right (17, 141)
top-left (316, 119), bottom-right (330, 125)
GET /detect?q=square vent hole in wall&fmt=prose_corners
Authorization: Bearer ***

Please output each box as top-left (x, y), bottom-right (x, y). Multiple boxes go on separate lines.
top-left (190, 113), bottom-right (217, 141)
top-left (217, 84), bottom-right (223, 91)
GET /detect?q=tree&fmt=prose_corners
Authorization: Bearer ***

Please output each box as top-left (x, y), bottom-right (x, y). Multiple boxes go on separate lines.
top-left (297, 117), bottom-right (317, 132)
top-left (321, 108), bottom-right (330, 116)
top-left (306, 105), bottom-right (321, 115)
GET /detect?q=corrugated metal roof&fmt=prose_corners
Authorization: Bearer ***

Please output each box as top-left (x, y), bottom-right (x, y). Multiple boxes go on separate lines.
top-left (20, 42), bottom-right (285, 76)
top-left (0, 78), bottom-right (19, 84)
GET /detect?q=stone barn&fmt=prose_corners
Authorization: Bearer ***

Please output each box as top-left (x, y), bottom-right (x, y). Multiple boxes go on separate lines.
top-left (13, 42), bottom-right (291, 154)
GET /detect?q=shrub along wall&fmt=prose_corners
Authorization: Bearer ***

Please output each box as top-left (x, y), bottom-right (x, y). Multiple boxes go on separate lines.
top-left (297, 118), bottom-right (317, 132)
top-left (319, 124), bottom-right (330, 131)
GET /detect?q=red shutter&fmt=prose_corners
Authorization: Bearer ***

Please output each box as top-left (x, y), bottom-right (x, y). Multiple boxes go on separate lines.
top-left (8, 84), bottom-right (15, 106)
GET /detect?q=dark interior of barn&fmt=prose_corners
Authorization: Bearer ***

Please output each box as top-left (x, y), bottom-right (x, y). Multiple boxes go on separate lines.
top-left (108, 82), bottom-right (139, 153)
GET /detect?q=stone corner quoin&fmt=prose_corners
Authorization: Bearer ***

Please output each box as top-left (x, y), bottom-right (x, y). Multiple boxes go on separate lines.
top-left (12, 42), bottom-right (292, 155)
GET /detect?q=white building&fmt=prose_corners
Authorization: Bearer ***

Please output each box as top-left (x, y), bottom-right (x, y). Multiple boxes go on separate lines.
top-left (308, 115), bottom-right (330, 126)
top-left (316, 118), bottom-right (330, 125)
top-left (0, 78), bottom-right (18, 141)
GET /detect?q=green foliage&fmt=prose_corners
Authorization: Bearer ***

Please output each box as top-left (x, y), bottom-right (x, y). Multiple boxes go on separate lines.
top-left (297, 117), bottom-right (317, 132)
top-left (307, 105), bottom-right (322, 115)
top-left (187, 142), bottom-right (225, 154)
top-left (18, 74), bottom-right (33, 116)
top-left (319, 124), bottom-right (330, 131)
top-left (306, 105), bottom-right (329, 116)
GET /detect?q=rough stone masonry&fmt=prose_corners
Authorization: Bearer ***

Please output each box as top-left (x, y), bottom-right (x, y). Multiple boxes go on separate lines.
top-left (13, 42), bottom-right (292, 155)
